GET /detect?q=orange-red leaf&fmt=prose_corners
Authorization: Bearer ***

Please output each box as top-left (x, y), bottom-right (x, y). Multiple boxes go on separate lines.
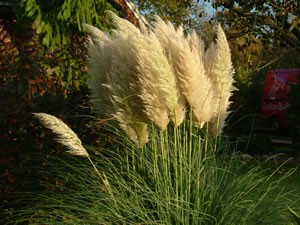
top-left (28, 79), bottom-right (35, 85)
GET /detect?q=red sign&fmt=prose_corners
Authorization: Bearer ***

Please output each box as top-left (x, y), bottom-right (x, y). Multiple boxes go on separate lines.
top-left (261, 68), bottom-right (300, 129)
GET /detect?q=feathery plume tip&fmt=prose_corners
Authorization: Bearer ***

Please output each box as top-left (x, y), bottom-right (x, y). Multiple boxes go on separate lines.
top-left (33, 113), bottom-right (88, 157)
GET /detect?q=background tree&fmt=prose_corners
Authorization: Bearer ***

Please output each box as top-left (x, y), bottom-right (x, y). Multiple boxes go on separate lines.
top-left (132, 0), bottom-right (212, 32)
top-left (206, 0), bottom-right (300, 52)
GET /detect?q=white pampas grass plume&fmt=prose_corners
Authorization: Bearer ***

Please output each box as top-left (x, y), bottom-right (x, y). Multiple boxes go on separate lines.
top-left (32, 113), bottom-right (88, 157)
top-left (83, 24), bottom-right (114, 118)
top-left (203, 42), bottom-right (216, 80)
top-left (85, 12), bottom-right (150, 144)
top-left (106, 12), bottom-right (153, 142)
top-left (85, 12), bottom-right (235, 143)
top-left (137, 30), bottom-right (183, 128)
top-left (85, 11), bottom-right (183, 146)
top-left (109, 11), bottom-right (181, 129)
top-left (115, 110), bottom-right (149, 147)
top-left (187, 31), bottom-right (205, 57)
top-left (204, 24), bottom-right (234, 136)
top-left (154, 17), bottom-right (214, 127)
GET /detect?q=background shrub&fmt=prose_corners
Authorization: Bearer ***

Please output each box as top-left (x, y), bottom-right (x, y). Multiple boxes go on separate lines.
top-left (0, 18), bottom-right (106, 214)
top-left (286, 77), bottom-right (300, 150)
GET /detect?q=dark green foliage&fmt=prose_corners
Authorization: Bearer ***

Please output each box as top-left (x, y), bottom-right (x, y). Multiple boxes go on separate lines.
top-left (10, 0), bottom-right (119, 91)
top-left (14, 0), bottom-right (116, 48)
top-left (286, 77), bottom-right (300, 149)
top-left (227, 65), bottom-right (265, 137)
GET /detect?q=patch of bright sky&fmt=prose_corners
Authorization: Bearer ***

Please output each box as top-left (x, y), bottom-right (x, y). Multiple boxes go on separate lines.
top-left (204, 1), bottom-right (215, 17)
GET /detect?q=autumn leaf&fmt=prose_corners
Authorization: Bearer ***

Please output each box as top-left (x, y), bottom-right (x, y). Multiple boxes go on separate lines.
top-left (25, 64), bottom-right (31, 70)
top-left (28, 79), bottom-right (35, 85)
top-left (36, 77), bottom-right (42, 83)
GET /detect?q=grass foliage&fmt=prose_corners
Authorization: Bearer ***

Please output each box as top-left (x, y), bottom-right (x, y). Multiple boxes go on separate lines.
top-left (3, 116), bottom-right (298, 224)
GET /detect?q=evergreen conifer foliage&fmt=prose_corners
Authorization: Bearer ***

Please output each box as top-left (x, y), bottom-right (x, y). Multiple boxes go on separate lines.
top-left (14, 0), bottom-right (116, 48)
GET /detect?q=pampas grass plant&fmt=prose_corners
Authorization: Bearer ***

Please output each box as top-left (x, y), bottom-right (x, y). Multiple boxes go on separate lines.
top-left (3, 12), bottom-right (299, 225)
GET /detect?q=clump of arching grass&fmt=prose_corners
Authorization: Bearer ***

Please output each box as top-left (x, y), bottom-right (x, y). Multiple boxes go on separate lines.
top-left (2, 113), bottom-right (298, 225)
